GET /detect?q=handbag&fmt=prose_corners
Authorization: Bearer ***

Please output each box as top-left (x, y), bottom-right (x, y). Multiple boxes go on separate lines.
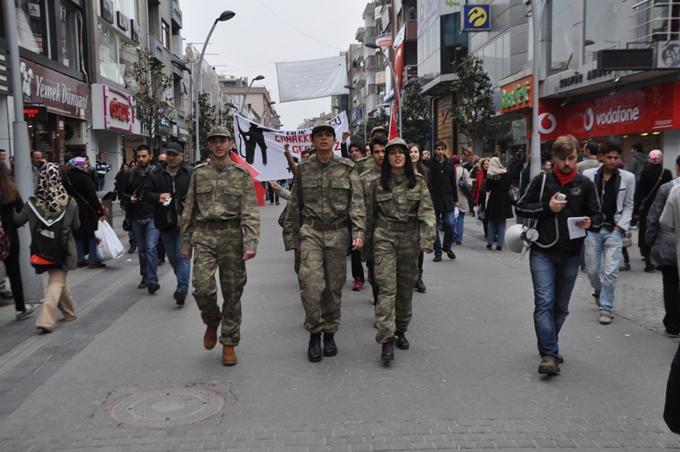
top-left (94, 220), bottom-right (125, 261)
top-left (277, 206), bottom-right (287, 227)
top-left (622, 230), bottom-right (633, 248)
top-left (0, 221), bottom-right (10, 260)
top-left (509, 185), bottom-right (521, 205)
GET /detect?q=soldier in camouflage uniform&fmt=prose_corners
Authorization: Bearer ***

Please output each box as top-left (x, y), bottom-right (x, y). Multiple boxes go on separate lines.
top-left (283, 121), bottom-right (365, 363)
top-left (360, 135), bottom-right (387, 305)
top-left (365, 138), bottom-right (435, 364)
top-left (180, 127), bottom-right (260, 367)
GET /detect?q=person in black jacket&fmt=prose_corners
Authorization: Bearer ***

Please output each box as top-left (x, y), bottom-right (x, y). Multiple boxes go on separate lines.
top-left (666, 344), bottom-right (680, 434)
top-left (516, 134), bottom-right (603, 376)
top-left (120, 145), bottom-right (160, 294)
top-left (635, 149), bottom-right (673, 272)
top-left (63, 157), bottom-right (105, 268)
top-left (426, 141), bottom-right (458, 262)
top-left (143, 143), bottom-right (192, 306)
top-left (484, 157), bottom-right (514, 251)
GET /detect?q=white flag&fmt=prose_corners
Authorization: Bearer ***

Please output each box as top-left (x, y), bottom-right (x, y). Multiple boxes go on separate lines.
top-left (276, 56), bottom-right (349, 102)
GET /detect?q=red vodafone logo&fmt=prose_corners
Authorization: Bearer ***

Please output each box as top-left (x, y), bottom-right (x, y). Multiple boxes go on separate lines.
top-left (109, 98), bottom-right (130, 123)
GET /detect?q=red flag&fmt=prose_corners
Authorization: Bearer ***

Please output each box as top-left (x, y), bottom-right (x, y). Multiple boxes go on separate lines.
top-left (229, 151), bottom-right (266, 206)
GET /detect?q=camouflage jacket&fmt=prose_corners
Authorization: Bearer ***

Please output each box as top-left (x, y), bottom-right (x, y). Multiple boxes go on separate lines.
top-left (283, 153), bottom-right (365, 250)
top-left (180, 160), bottom-right (260, 253)
top-left (365, 174), bottom-right (436, 254)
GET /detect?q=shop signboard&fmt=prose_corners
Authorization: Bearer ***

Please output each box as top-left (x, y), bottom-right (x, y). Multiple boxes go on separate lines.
top-left (462, 4), bottom-right (491, 32)
top-left (500, 75), bottom-right (532, 113)
top-left (91, 83), bottom-right (139, 134)
top-left (539, 82), bottom-right (680, 141)
top-left (20, 58), bottom-right (89, 120)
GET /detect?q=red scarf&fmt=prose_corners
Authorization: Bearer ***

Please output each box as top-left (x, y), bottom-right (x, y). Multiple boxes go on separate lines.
top-left (554, 168), bottom-right (577, 186)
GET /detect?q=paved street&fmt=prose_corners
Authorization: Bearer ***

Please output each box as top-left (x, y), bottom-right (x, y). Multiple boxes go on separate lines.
top-left (0, 206), bottom-right (678, 451)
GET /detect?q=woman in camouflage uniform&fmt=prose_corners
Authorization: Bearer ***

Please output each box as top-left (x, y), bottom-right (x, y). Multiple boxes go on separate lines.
top-left (366, 138), bottom-right (436, 364)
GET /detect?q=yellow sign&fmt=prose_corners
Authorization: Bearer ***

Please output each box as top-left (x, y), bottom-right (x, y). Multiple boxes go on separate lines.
top-left (463, 5), bottom-right (491, 31)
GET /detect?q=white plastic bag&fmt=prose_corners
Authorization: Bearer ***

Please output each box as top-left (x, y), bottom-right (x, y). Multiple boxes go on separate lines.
top-left (95, 220), bottom-right (125, 261)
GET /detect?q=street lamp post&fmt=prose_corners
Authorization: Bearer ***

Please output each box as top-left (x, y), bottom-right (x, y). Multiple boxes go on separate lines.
top-left (366, 43), bottom-right (402, 137)
top-left (239, 75), bottom-right (265, 116)
top-left (194, 10), bottom-right (235, 162)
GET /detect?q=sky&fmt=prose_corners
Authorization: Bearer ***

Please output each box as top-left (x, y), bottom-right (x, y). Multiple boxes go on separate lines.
top-left (181, 0), bottom-right (367, 129)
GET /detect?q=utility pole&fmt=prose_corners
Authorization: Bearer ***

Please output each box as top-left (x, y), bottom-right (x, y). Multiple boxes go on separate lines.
top-left (2, 0), bottom-right (43, 302)
top-left (530, 0), bottom-right (542, 178)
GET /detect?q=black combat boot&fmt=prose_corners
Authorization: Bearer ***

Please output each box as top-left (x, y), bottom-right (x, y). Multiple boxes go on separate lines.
top-left (322, 332), bottom-right (337, 357)
top-left (381, 340), bottom-right (394, 364)
top-left (414, 272), bottom-right (426, 293)
top-left (395, 331), bottom-right (410, 350)
top-left (308, 332), bottom-right (322, 362)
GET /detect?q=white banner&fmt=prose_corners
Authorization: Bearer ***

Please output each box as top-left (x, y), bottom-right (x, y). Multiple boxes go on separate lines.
top-left (276, 56), bottom-right (349, 102)
top-left (233, 111), bottom-right (349, 182)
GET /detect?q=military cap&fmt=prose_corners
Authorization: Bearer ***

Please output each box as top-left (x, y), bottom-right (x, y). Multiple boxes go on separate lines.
top-left (369, 126), bottom-right (388, 139)
top-left (385, 137), bottom-right (408, 153)
top-left (311, 120), bottom-right (336, 138)
top-left (207, 126), bottom-right (233, 140)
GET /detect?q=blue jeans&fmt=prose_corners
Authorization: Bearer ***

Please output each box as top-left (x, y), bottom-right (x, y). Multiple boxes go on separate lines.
top-left (487, 220), bottom-right (507, 248)
top-left (132, 218), bottom-right (160, 284)
top-left (76, 234), bottom-right (99, 264)
top-left (454, 212), bottom-right (465, 243)
top-left (530, 249), bottom-right (581, 358)
top-left (160, 226), bottom-right (191, 293)
top-left (434, 209), bottom-right (456, 256)
top-left (585, 229), bottom-right (623, 313)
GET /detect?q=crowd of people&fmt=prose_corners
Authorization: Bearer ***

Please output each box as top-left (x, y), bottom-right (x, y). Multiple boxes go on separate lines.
top-left (0, 127), bottom-right (679, 433)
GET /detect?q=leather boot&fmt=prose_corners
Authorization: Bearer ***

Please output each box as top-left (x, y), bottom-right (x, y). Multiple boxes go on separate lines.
top-left (322, 332), bottom-right (337, 357)
top-left (203, 324), bottom-right (219, 350)
top-left (395, 331), bottom-right (410, 350)
top-left (222, 345), bottom-right (237, 366)
top-left (308, 332), bottom-right (322, 362)
top-left (381, 340), bottom-right (394, 364)
top-left (414, 272), bottom-right (426, 293)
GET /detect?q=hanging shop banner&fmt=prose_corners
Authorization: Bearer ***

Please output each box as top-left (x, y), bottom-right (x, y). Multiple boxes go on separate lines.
top-left (233, 111), bottom-right (350, 182)
top-left (20, 58), bottom-right (89, 119)
top-left (500, 75), bottom-right (532, 113)
top-left (539, 81), bottom-right (680, 141)
top-left (463, 5), bottom-right (491, 32)
top-left (276, 56), bottom-right (349, 102)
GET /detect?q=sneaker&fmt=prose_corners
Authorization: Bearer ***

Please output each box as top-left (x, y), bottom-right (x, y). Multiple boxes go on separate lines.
top-left (538, 356), bottom-right (560, 375)
top-left (446, 250), bottom-right (456, 260)
top-left (127, 245), bottom-right (137, 254)
top-left (496, 246), bottom-right (502, 251)
top-left (643, 265), bottom-right (656, 273)
top-left (351, 277), bottom-right (364, 291)
top-left (455, 240), bottom-right (462, 245)
top-left (599, 311), bottom-right (612, 325)
top-left (174, 290), bottom-right (187, 307)
top-left (138, 280), bottom-right (148, 289)
top-left (433, 255), bottom-right (442, 262)
top-left (486, 244), bottom-right (493, 250)
top-left (16, 304), bottom-right (38, 320)
top-left (619, 263), bottom-right (631, 271)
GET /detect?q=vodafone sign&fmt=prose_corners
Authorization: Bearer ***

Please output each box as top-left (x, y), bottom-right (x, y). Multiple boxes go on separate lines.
top-left (539, 81), bottom-right (680, 141)
top-left (91, 83), bottom-right (139, 134)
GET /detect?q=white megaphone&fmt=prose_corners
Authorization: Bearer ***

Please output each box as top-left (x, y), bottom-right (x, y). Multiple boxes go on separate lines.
top-left (506, 223), bottom-right (539, 254)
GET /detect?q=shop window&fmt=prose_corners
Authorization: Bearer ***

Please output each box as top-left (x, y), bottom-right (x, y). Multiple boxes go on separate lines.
top-left (113, 0), bottom-right (136, 21)
top-left (161, 20), bottom-right (170, 50)
top-left (98, 20), bottom-right (139, 87)
top-left (550, 0), bottom-right (580, 73)
top-left (16, 0), bottom-right (51, 57)
top-left (60, 1), bottom-right (84, 71)
top-left (440, 13), bottom-right (467, 74)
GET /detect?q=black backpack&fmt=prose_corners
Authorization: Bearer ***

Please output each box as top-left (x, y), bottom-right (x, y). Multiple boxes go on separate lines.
top-left (30, 215), bottom-right (67, 274)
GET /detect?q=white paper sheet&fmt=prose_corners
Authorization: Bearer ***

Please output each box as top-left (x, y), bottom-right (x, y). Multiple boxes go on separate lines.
top-left (567, 217), bottom-right (587, 240)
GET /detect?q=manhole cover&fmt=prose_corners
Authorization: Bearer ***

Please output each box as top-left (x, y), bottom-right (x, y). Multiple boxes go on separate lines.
top-left (107, 386), bottom-right (224, 428)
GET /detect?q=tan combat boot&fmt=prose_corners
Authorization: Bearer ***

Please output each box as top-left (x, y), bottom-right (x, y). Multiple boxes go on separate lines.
top-left (222, 345), bottom-right (238, 366)
top-left (203, 324), bottom-right (219, 350)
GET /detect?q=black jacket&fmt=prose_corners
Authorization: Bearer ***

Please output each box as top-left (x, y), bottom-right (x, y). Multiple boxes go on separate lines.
top-left (484, 172), bottom-right (514, 222)
top-left (143, 162), bottom-right (192, 230)
top-left (119, 166), bottom-right (155, 220)
top-left (426, 157), bottom-right (459, 213)
top-left (63, 167), bottom-right (103, 238)
top-left (516, 171), bottom-right (603, 256)
top-left (665, 343), bottom-right (680, 434)
top-left (634, 165), bottom-right (673, 216)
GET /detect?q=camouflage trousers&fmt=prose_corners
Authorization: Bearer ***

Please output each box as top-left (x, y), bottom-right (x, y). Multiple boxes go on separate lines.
top-left (373, 227), bottom-right (420, 344)
top-left (298, 224), bottom-right (350, 333)
top-left (192, 225), bottom-right (246, 346)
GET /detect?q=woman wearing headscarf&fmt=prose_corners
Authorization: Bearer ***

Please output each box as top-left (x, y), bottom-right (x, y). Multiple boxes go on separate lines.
top-left (635, 149), bottom-right (673, 272)
top-left (63, 157), bottom-right (105, 268)
top-left (14, 163), bottom-right (80, 333)
top-left (365, 138), bottom-right (435, 364)
top-left (484, 157), bottom-right (514, 250)
top-left (0, 162), bottom-right (37, 319)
